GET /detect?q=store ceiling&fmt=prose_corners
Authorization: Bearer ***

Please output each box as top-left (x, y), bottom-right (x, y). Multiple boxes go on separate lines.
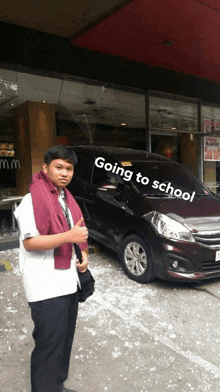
top-left (73, 0), bottom-right (220, 82)
top-left (1, 0), bottom-right (220, 82)
top-left (0, 0), bottom-right (132, 38)
top-left (0, 69), bottom-right (198, 132)
top-left (0, 69), bottom-right (146, 129)
top-left (1, 0), bottom-right (219, 131)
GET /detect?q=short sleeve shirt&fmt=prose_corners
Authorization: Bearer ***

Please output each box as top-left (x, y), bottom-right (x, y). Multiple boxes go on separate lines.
top-left (14, 193), bottom-right (79, 302)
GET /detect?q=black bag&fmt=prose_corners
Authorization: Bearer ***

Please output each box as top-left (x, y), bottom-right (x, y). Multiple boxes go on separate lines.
top-left (59, 197), bottom-right (95, 302)
top-left (74, 243), bottom-right (95, 303)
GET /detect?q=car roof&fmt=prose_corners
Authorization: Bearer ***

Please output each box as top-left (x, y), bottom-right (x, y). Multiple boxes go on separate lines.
top-left (68, 145), bottom-right (174, 163)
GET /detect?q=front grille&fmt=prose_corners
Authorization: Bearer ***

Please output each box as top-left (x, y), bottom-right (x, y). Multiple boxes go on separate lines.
top-left (203, 261), bottom-right (220, 271)
top-left (193, 230), bottom-right (220, 249)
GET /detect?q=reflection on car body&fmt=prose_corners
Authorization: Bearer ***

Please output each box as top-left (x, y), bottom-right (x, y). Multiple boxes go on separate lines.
top-left (67, 146), bottom-right (220, 283)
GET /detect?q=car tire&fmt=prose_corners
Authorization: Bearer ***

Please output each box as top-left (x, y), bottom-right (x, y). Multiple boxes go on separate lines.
top-left (119, 234), bottom-right (154, 283)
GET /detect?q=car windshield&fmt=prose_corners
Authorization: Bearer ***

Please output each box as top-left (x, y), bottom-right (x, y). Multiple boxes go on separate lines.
top-left (120, 161), bottom-right (209, 196)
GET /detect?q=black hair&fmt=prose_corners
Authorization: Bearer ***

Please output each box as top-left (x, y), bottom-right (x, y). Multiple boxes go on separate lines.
top-left (44, 145), bottom-right (77, 166)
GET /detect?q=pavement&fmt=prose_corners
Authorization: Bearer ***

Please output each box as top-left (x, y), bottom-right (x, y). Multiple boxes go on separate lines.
top-left (0, 231), bottom-right (19, 251)
top-left (2, 243), bottom-right (220, 392)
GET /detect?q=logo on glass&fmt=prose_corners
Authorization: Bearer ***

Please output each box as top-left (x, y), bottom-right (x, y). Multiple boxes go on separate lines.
top-left (0, 159), bottom-right (21, 169)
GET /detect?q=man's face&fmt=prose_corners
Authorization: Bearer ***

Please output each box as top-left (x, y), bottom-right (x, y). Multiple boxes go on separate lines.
top-left (42, 159), bottom-right (74, 189)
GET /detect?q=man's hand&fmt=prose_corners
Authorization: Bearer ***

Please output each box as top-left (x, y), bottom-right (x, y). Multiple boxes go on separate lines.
top-left (77, 250), bottom-right (88, 273)
top-left (68, 217), bottom-right (88, 244)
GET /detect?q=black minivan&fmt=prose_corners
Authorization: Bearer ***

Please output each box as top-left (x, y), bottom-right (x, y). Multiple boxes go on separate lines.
top-left (68, 146), bottom-right (220, 283)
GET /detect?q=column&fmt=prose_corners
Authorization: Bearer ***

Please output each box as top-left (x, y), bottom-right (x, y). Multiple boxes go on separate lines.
top-left (13, 101), bottom-right (56, 195)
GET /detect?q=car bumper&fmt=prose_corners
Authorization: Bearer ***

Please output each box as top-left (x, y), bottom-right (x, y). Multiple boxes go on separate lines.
top-left (154, 238), bottom-right (220, 282)
top-left (166, 269), bottom-right (220, 280)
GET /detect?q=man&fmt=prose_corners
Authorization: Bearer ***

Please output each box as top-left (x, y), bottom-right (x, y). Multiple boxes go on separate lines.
top-left (14, 145), bottom-right (89, 392)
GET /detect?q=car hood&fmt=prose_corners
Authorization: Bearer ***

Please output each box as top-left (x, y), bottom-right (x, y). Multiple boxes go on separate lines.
top-left (143, 196), bottom-right (220, 232)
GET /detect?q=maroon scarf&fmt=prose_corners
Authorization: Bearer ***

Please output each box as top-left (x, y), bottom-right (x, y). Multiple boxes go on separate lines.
top-left (30, 171), bottom-right (88, 269)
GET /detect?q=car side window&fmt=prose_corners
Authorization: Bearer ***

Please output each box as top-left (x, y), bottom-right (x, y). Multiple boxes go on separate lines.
top-left (92, 161), bottom-right (124, 187)
top-left (92, 164), bottom-right (108, 185)
top-left (74, 153), bottom-right (93, 183)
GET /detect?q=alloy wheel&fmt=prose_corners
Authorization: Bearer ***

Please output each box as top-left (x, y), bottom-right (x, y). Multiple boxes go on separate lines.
top-left (124, 241), bottom-right (147, 276)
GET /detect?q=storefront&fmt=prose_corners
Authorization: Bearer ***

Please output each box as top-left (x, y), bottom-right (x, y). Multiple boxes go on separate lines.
top-left (201, 105), bottom-right (220, 194)
top-left (1, 65), bottom-right (220, 204)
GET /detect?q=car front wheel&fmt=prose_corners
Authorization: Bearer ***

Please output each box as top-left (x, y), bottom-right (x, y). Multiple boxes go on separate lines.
top-left (119, 234), bottom-right (154, 283)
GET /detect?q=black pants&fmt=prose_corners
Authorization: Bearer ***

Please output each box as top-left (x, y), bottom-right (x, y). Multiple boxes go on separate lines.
top-left (28, 292), bottom-right (78, 392)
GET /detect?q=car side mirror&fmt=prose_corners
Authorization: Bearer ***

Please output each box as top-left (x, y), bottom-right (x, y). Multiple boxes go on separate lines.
top-left (96, 182), bottom-right (122, 198)
top-left (97, 182), bottom-right (117, 192)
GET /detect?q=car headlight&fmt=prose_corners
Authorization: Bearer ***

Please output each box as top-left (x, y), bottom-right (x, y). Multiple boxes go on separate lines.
top-left (144, 211), bottom-right (195, 242)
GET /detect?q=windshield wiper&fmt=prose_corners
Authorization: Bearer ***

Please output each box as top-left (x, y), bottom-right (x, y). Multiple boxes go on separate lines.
top-left (143, 193), bottom-right (177, 199)
top-left (194, 193), bottom-right (210, 198)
